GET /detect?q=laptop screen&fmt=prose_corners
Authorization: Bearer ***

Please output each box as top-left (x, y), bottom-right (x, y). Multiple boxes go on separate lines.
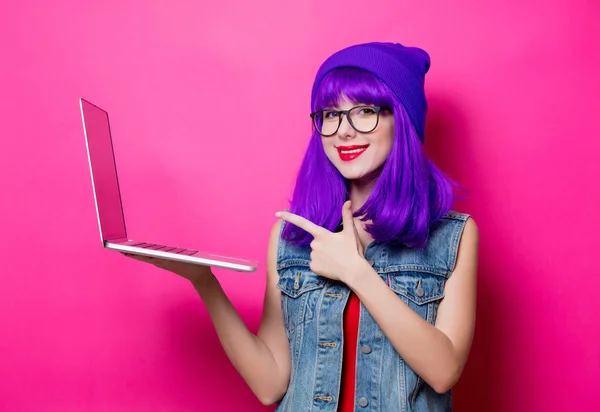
top-left (80, 98), bottom-right (127, 242)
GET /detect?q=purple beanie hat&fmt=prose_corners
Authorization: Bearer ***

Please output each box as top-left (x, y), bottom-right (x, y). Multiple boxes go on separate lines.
top-left (310, 42), bottom-right (431, 143)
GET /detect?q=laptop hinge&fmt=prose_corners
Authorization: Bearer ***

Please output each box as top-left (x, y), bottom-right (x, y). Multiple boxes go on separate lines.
top-left (107, 237), bottom-right (130, 244)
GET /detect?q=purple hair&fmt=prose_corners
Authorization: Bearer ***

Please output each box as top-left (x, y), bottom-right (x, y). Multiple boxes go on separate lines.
top-left (281, 68), bottom-right (456, 248)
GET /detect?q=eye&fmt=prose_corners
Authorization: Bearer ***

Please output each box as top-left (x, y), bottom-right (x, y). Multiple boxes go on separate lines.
top-left (323, 110), bottom-right (339, 119)
top-left (358, 107), bottom-right (377, 115)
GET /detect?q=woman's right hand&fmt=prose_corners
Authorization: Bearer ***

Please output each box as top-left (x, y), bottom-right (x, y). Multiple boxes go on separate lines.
top-left (122, 253), bottom-right (216, 287)
top-left (120, 220), bottom-right (291, 405)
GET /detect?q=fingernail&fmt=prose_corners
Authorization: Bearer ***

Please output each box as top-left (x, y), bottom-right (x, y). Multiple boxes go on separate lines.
top-left (275, 212), bottom-right (281, 217)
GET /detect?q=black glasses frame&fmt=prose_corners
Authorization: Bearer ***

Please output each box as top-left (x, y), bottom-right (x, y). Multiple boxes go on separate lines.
top-left (309, 105), bottom-right (386, 137)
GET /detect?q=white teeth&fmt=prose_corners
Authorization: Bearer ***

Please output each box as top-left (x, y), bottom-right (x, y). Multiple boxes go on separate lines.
top-left (340, 148), bottom-right (367, 154)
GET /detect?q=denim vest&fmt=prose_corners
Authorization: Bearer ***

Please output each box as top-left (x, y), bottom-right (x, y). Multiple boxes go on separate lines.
top-left (275, 211), bottom-right (470, 412)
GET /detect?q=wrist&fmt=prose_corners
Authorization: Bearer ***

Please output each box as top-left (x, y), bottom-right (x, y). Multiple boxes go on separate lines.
top-left (191, 270), bottom-right (218, 290)
top-left (344, 258), bottom-right (376, 290)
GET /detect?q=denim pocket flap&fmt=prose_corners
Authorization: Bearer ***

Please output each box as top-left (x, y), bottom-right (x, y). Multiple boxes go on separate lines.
top-left (277, 267), bottom-right (325, 299)
top-left (388, 272), bottom-right (445, 305)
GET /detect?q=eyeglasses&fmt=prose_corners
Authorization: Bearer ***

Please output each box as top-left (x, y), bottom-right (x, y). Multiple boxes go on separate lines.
top-left (310, 105), bottom-right (386, 137)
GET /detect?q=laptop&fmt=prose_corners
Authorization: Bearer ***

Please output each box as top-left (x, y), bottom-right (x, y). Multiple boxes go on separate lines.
top-left (79, 97), bottom-right (259, 272)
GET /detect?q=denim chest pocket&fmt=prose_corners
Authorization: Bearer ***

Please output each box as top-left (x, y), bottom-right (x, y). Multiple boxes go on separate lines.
top-left (276, 266), bottom-right (326, 334)
top-left (387, 272), bottom-right (446, 324)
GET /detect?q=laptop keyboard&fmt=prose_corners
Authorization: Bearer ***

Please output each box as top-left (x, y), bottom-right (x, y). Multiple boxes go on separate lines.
top-left (125, 242), bottom-right (198, 256)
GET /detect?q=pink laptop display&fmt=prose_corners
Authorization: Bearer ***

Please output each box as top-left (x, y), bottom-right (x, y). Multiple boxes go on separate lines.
top-left (79, 98), bottom-right (258, 272)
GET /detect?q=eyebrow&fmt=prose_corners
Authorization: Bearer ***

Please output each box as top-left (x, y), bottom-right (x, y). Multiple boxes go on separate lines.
top-left (322, 104), bottom-right (376, 111)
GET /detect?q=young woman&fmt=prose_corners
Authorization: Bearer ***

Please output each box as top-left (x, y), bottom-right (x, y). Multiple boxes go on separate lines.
top-left (125, 42), bottom-right (479, 411)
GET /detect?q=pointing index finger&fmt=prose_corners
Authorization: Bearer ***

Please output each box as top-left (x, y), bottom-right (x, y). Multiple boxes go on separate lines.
top-left (275, 211), bottom-right (328, 237)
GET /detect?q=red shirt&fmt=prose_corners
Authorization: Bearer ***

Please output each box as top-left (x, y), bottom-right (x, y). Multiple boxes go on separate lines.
top-left (338, 291), bottom-right (361, 411)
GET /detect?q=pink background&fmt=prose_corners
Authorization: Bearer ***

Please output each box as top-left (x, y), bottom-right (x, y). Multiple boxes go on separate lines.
top-left (1, 1), bottom-right (598, 411)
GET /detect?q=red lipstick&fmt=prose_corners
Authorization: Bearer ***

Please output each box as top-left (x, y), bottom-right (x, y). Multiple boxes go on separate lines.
top-left (336, 144), bottom-right (370, 162)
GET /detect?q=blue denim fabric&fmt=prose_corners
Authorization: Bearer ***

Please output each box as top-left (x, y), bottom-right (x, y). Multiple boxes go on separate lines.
top-left (275, 211), bottom-right (470, 412)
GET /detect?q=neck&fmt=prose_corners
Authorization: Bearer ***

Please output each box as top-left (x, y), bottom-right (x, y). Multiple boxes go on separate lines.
top-left (348, 174), bottom-right (378, 212)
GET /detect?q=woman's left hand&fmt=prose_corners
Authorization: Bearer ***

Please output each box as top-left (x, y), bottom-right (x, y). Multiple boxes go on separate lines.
top-left (275, 201), bottom-right (369, 283)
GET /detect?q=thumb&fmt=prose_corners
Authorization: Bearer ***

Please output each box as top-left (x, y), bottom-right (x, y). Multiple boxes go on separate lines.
top-left (342, 201), bottom-right (364, 255)
top-left (341, 200), bottom-right (354, 233)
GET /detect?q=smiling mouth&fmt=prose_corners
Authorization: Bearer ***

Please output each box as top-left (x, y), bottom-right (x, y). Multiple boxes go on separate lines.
top-left (337, 144), bottom-right (369, 161)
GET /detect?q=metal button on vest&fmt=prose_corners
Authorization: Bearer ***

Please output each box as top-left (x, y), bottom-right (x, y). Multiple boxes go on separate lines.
top-left (358, 397), bottom-right (369, 407)
top-left (361, 344), bottom-right (372, 354)
top-left (416, 285), bottom-right (425, 297)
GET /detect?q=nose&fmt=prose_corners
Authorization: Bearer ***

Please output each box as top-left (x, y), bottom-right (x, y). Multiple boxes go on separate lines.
top-left (336, 113), bottom-right (356, 140)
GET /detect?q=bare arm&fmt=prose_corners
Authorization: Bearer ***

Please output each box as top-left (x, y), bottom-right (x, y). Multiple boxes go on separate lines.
top-left (347, 218), bottom-right (479, 393)
top-left (192, 220), bottom-right (290, 404)
top-left (125, 221), bottom-right (290, 404)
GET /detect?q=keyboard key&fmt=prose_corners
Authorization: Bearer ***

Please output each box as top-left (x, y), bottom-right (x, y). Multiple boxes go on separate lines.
top-left (144, 244), bottom-right (166, 250)
top-left (179, 249), bottom-right (198, 256)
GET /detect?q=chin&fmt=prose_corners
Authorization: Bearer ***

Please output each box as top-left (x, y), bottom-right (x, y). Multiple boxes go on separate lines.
top-left (326, 151), bottom-right (385, 181)
top-left (336, 165), bottom-right (375, 181)
top-left (339, 169), bottom-right (368, 180)
top-left (334, 161), bottom-right (385, 183)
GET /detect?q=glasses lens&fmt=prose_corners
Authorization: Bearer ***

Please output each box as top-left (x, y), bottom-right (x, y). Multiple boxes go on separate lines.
top-left (349, 106), bottom-right (379, 133)
top-left (313, 110), bottom-right (339, 136)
